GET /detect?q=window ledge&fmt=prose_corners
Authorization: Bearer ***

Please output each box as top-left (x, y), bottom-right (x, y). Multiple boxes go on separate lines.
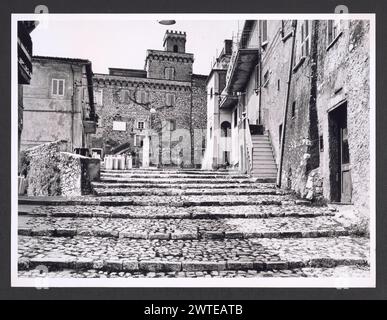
top-left (292, 56), bottom-right (306, 73)
top-left (326, 31), bottom-right (343, 51)
top-left (281, 31), bottom-right (293, 42)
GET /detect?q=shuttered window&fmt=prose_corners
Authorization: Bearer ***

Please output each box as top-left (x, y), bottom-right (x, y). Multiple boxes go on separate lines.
top-left (300, 20), bottom-right (310, 57)
top-left (165, 67), bottom-right (175, 80)
top-left (137, 90), bottom-right (149, 104)
top-left (166, 93), bottom-right (176, 106)
top-left (327, 20), bottom-right (341, 45)
top-left (52, 79), bottom-right (65, 96)
top-left (261, 20), bottom-right (268, 43)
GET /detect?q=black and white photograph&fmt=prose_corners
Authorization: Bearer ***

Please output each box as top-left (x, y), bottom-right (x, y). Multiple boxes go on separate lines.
top-left (12, 13), bottom-right (375, 287)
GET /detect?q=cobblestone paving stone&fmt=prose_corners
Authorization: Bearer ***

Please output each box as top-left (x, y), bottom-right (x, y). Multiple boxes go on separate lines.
top-left (19, 204), bottom-right (336, 219)
top-left (18, 265), bottom-right (370, 278)
top-left (19, 194), bottom-right (294, 205)
top-left (18, 216), bottom-right (351, 239)
top-left (91, 182), bottom-right (278, 189)
top-left (18, 236), bottom-right (369, 267)
top-left (93, 187), bottom-right (283, 197)
top-left (18, 169), bottom-right (370, 278)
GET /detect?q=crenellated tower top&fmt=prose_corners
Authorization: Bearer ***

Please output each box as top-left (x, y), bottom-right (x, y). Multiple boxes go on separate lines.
top-left (163, 30), bottom-right (187, 53)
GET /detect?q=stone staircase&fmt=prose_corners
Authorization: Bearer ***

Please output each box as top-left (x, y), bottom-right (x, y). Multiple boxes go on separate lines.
top-left (17, 168), bottom-right (370, 279)
top-left (250, 134), bottom-right (277, 181)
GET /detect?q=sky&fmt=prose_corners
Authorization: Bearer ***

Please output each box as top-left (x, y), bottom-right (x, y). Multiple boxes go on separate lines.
top-left (30, 19), bottom-right (241, 75)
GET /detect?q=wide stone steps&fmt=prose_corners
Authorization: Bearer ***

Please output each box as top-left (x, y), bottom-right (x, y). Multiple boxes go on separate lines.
top-left (92, 188), bottom-right (282, 197)
top-left (19, 194), bottom-right (303, 207)
top-left (91, 182), bottom-right (277, 190)
top-left (101, 173), bottom-right (248, 179)
top-left (18, 204), bottom-right (335, 219)
top-left (99, 177), bottom-right (259, 184)
top-left (18, 215), bottom-right (356, 240)
top-left (19, 168), bottom-right (369, 278)
top-left (18, 235), bottom-right (369, 273)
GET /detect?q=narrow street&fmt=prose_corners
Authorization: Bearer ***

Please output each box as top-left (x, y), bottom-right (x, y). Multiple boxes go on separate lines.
top-left (18, 168), bottom-right (370, 278)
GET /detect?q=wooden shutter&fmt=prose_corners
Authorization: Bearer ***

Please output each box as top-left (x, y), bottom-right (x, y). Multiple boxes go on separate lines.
top-left (58, 80), bottom-right (64, 95)
top-left (328, 20), bottom-right (333, 44)
top-left (52, 79), bottom-right (58, 95)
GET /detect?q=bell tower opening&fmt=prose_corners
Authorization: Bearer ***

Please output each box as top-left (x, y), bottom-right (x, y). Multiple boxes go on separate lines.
top-left (163, 30), bottom-right (186, 53)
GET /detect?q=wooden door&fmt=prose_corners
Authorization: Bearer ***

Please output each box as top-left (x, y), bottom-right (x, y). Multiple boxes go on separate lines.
top-left (340, 125), bottom-right (352, 203)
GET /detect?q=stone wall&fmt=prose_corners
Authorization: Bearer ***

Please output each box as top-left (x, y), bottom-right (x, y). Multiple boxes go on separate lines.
top-left (316, 20), bottom-right (370, 217)
top-left (21, 140), bottom-right (100, 196)
top-left (146, 50), bottom-right (193, 82)
top-left (92, 73), bottom-right (207, 167)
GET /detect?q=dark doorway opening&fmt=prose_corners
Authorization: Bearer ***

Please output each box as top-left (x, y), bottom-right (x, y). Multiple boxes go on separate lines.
top-left (328, 101), bottom-right (352, 203)
top-left (221, 121), bottom-right (231, 137)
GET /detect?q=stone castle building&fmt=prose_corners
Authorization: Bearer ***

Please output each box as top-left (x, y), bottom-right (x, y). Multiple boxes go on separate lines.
top-left (205, 19), bottom-right (371, 218)
top-left (91, 30), bottom-right (207, 167)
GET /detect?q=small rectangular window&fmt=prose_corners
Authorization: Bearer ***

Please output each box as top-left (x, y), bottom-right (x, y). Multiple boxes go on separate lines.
top-left (291, 101), bottom-right (296, 118)
top-left (327, 20), bottom-right (341, 46)
top-left (234, 108), bottom-right (238, 127)
top-left (52, 79), bottom-right (65, 96)
top-left (301, 20), bottom-right (310, 57)
top-left (165, 67), bottom-right (175, 80)
top-left (261, 20), bottom-right (268, 44)
top-left (166, 93), bottom-right (176, 106)
top-left (138, 121), bottom-right (145, 130)
top-left (255, 64), bottom-right (260, 90)
top-left (169, 119), bottom-right (176, 131)
top-left (277, 79), bottom-right (280, 91)
top-left (319, 135), bottom-right (324, 152)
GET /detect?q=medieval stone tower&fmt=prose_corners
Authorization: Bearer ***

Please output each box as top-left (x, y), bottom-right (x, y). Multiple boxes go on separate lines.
top-left (91, 30), bottom-right (207, 167)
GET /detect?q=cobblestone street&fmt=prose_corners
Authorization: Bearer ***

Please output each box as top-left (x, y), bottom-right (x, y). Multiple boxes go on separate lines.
top-left (18, 169), bottom-right (370, 278)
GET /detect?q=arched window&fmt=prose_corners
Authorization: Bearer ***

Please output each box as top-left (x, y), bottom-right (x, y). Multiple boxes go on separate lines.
top-left (165, 67), bottom-right (175, 80)
top-left (173, 45), bottom-right (178, 52)
top-left (221, 121), bottom-right (231, 137)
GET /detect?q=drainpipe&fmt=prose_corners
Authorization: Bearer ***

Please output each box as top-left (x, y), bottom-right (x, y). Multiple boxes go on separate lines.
top-left (257, 22), bottom-right (262, 125)
top-left (70, 65), bottom-right (75, 152)
top-left (277, 20), bottom-right (297, 188)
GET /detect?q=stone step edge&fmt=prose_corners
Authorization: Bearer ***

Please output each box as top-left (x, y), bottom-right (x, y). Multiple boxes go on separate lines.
top-left (18, 257), bottom-right (369, 273)
top-left (18, 227), bottom-right (357, 240)
top-left (18, 199), bottom-right (309, 207)
top-left (92, 190), bottom-right (281, 196)
top-left (99, 179), bottom-right (275, 183)
top-left (18, 211), bottom-right (335, 219)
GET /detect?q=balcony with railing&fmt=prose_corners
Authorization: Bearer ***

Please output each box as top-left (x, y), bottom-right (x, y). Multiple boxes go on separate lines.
top-left (220, 22), bottom-right (260, 109)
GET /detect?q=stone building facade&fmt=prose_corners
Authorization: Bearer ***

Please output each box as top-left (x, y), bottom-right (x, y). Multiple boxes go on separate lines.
top-left (91, 30), bottom-right (207, 167)
top-left (206, 19), bottom-right (371, 218)
top-left (20, 56), bottom-right (97, 153)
